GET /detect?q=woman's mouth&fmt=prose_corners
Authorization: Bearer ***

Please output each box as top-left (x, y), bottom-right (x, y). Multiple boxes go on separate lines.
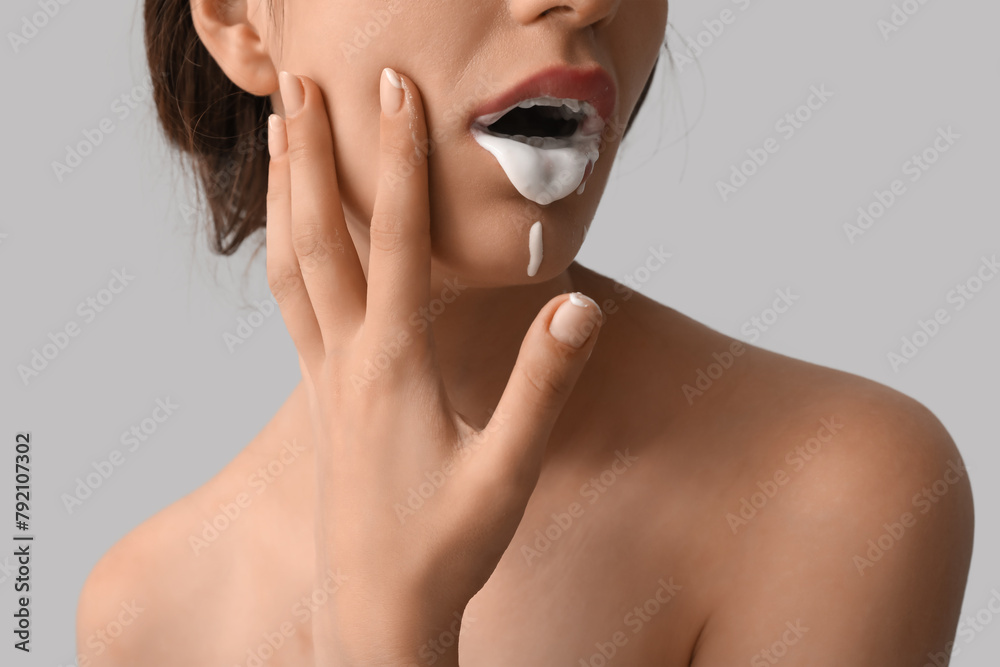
top-left (467, 65), bottom-right (615, 206)
top-left (470, 96), bottom-right (605, 205)
top-left (473, 95), bottom-right (606, 140)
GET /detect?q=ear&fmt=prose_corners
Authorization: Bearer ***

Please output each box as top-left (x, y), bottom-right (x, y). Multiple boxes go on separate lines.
top-left (190, 0), bottom-right (278, 96)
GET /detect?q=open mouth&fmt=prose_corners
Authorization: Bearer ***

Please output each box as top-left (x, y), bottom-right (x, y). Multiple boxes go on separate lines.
top-left (472, 96), bottom-right (605, 147)
top-left (469, 95), bottom-right (605, 205)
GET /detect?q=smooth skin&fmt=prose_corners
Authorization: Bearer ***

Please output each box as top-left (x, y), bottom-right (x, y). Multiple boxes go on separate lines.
top-left (76, 0), bottom-right (974, 665)
top-left (273, 68), bottom-right (604, 665)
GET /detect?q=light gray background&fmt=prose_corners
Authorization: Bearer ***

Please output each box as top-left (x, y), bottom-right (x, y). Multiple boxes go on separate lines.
top-left (2, 0), bottom-right (998, 664)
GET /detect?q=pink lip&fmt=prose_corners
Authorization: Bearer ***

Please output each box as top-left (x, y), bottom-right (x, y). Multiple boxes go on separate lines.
top-left (470, 64), bottom-right (617, 128)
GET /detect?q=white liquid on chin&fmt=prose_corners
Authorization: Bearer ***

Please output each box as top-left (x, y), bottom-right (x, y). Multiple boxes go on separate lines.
top-left (527, 221), bottom-right (543, 277)
top-left (471, 128), bottom-right (601, 206)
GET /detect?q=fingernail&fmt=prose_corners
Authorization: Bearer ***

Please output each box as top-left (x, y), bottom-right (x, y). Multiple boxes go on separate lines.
top-left (549, 292), bottom-right (602, 349)
top-left (279, 71), bottom-right (304, 116)
top-left (267, 114), bottom-right (287, 158)
top-left (380, 67), bottom-right (404, 116)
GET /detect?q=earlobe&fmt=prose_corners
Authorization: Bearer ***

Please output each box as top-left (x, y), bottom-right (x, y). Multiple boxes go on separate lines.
top-left (189, 0), bottom-right (278, 96)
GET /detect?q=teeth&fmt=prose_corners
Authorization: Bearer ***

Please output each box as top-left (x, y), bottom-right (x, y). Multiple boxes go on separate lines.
top-left (557, 105), bottom-right (576, 120)
top-left (514, 96), bottom-right (585, 115)
top-left (478, 97), bottom-right (601, 130)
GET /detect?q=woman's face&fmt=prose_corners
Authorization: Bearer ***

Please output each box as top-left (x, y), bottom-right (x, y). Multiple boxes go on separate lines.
top-left (260, 0), bottom-right (667, 287)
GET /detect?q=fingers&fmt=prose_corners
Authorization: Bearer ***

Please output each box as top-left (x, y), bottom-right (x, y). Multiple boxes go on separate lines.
top-left (480, 293), bottom-right (604, 486)
top-left (280, 71), bottom-right (368, 342)
top-left (365, 68), bottom-right (432, 335)
top-left (266, 113), bottom-right (324, 367)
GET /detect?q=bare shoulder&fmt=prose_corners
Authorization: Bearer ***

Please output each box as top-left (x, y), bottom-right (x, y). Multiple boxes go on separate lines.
top-left (719, 339), bottom-right (976, 558)
top-left (75, 475), bottom-right (242, 666)
top-left (573, 262), bottom-right (975, 664)
top-left (690, 345), bottom-right (975, 665)
top-left (574, 261), bottom-right (972, 492)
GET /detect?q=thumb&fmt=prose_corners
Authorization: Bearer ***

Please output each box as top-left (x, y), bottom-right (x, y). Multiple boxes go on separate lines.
top-left (479, 292), bottom-right (603, 485)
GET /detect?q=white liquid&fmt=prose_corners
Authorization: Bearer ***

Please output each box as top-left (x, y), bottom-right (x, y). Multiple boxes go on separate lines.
top-left (471, 128), bottom-right (601, 206)
top-left (527, 221), bottom-right (543, 277)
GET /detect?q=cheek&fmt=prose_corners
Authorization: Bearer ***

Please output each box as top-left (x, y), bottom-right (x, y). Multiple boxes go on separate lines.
top-left (610, 8), bottom-right (667, 119)
top-left (329, 110), bottom-right (380, 231)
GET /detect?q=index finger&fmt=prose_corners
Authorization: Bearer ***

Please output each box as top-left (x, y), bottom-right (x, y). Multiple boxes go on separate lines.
top-left (365, 68), bottom-right (432, 335)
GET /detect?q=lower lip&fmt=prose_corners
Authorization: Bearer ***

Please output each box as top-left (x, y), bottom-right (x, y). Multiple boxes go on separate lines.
top-left (469, 125), bottom-right (602, 206)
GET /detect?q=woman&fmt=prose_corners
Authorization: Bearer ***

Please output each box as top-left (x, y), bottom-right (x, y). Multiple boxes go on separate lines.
top-left (76, 0), bottom-right (974, 664)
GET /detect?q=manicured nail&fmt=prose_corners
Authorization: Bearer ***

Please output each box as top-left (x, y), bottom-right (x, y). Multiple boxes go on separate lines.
top-left (549, 292), bottom-right (602, 349)
top-left (279, 71), bottom-right (304, 116)
top-left (380, 67), bottom-right (404, 115)
top-left (267, 114), bottom-right (287, 158)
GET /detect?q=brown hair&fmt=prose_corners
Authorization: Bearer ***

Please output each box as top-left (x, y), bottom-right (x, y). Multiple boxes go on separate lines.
top-left (144, 0), bottom-right (661, 257)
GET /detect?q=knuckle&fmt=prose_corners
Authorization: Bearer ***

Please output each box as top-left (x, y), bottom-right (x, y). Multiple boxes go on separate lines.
top-left (368, 212), bottom-right (408, 254)
top-left (266, 188), bottom-right (288, 215)
top-left (519, 363), bottom-right (569, 406)
top-left (266, 265), bottom-right (305, 306)
top-left (381, 135), bottom-right (417, 166)
top-left (285, 133), bottom-right (316, 163)
top-left (291, 225), bottom-right (334, 265)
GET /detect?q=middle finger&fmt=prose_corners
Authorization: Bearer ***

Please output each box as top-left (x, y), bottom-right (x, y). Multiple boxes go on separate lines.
top-left (280, 71), bottom-right (368, 341)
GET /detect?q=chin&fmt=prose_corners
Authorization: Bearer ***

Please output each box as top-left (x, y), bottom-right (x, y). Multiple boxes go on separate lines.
top-left (426, 186), bottom-right (597, 290)
top-left (404, 110), bottom-right (614, 290)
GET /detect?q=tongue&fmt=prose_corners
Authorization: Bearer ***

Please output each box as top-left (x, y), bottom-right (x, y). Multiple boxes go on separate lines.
top-left (471, 128), bottom-right (601, 206)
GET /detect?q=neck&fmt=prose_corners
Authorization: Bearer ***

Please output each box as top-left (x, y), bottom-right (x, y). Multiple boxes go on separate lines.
top-left (256, 260), bottom-right (592, 512)
top-left (420, 264), bottom-right (579, 426)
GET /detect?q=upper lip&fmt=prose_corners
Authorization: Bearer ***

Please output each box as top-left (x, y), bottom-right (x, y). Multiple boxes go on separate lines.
top-left (470, 64), bottom-right (616, 130)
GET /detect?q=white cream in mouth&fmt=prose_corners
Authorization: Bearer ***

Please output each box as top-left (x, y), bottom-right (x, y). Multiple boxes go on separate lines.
top-left (471, 96), bottom-right (605, 206)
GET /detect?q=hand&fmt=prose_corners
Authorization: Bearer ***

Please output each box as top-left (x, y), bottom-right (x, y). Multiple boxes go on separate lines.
top-left (265, 67), bottom-right (603, 666)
